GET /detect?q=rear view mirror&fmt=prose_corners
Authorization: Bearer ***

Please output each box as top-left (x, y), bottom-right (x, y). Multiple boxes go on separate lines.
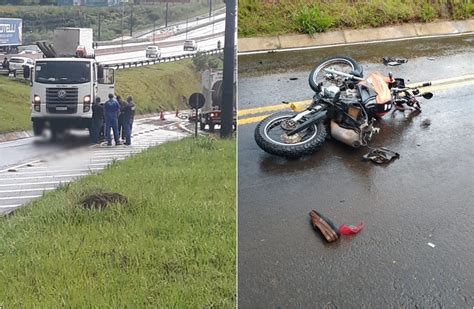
top-left (422, 92), bottom-right (433, 99)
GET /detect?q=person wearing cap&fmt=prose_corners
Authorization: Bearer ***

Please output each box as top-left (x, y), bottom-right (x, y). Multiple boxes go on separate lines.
top-left (122, 96), bottom-right (135, 145)
top-left (104, 93), bottom-right (121, 146)
top-left (90, 97), bottom-right (104, 144)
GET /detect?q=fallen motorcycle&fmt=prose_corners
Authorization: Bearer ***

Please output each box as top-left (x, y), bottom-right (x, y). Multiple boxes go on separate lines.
top-left (254, 56), bottom-right (433, 158)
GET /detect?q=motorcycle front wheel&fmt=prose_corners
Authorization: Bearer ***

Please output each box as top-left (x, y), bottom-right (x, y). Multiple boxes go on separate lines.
top-left (308, 56), bottom-right (362, 92)
top-left (254, 112), bottom-right (327, 158)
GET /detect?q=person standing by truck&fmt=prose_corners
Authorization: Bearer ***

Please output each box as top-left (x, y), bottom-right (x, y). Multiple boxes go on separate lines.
top-left (104, 93), bottom-right (121, 146)
top-left (122, 96), bottom-right (135, 145)
top-left (116, 95), bottom-right (126, 141)
top-left (90, 97), bottom-right (104, 144)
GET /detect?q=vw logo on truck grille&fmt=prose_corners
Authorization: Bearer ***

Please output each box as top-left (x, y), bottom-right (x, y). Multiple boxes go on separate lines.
top-left (57, 90), bottom-right (67, 99)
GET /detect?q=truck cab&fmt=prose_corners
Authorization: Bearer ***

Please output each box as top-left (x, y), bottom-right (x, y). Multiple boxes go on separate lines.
top-left (29, 57), bottom-right (115, 137)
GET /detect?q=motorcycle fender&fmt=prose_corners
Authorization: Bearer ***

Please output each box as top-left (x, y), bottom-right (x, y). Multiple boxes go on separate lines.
top-left (287, 111), bottom-right (327, 136)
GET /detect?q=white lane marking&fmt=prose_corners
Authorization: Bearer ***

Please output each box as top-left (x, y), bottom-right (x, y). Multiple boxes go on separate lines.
top-left (0, 159), bottom-right (42, 173)
top-left (0, 204), bottom-right (21, 209)
top-left (15, 163), bottom-right (108, 170)
top-left (0, 195), bottom-right (42, 200)
top-left (0, 187), bottom-right (55, 194)
top-left (0, 181), bottom-right (68, 187)
top-left (0, 174), bottom-right (89, 181)
top-left (0, 168), bottom-right (103, 175)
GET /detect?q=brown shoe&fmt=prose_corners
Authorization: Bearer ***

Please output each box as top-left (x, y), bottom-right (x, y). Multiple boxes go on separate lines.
top-left (309, 210), bottom-right (340, 242)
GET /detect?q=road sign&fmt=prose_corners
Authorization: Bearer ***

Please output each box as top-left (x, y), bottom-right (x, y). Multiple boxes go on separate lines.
top-left (189, 92), bottom-right (205, 109)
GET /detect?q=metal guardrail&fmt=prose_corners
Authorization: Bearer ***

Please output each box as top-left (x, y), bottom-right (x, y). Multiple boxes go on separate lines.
top-left (102, 48), bottom-right (223, 70)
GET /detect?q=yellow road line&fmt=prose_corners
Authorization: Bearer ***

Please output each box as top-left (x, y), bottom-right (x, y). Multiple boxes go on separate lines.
top-left (237, 115), bottom-right (268, 126)
top-left (238, 100), bottom-right (311, 116)
top-left (238, 78), bottom-right (474, 126)
top-left (238, 74), bottom-right (474, 117)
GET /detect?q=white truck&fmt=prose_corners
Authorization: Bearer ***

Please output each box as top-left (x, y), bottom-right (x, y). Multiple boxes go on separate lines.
top-left (27, 28), bottom-right (115, 138)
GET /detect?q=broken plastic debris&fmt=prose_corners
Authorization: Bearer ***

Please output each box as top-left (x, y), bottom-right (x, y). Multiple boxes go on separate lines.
top-left (428, 242), bottom-right (436, 248)
top-left (339, 223), bottom-right (364, 235)
top-left (363, 147), bottom-right (400, 164)
top-left (383, 57), bottom-right (408, 66)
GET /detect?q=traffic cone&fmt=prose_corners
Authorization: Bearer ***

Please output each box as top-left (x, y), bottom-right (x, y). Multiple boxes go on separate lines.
top-left (160, 110), bottom-right (166, 121)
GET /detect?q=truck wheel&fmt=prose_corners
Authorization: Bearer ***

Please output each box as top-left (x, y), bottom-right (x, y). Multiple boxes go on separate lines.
top-left (32, 121), bottom-right (44, 136)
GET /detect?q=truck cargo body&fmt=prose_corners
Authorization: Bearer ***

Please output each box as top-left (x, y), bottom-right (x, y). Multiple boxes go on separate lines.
top-left (53, 28), bottom-right (94, 57)
top-left (0, 18), bottom-right (22, 53)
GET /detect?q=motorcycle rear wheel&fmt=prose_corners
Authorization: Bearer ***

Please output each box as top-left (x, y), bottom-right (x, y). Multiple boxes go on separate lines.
top-left (254, 112), bottom-right (327, 158)
top-left (308, 56), bottom-right (362, 92)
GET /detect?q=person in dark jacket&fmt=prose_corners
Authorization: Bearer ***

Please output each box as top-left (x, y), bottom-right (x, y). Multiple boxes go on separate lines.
top-left (116, 95), bottom-right (126, 141)
top-left (90, 97), bottom-right (104, 144)
top-left (2, 57), bottom-right (8, 69)
top-left (104, 93), bottom-right (121, 146)
top-left (122, 96), bottom-right (135, 145)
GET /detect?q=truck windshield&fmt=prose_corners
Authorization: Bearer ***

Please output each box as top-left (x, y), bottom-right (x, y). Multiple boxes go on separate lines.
top-left (35, 61), bottom-right (91, 84)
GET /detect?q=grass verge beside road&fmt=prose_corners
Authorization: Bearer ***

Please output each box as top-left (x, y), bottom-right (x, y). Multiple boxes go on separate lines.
top-left (0, 77), bottom-right (30, 133)
top-left (0, 60), bottom-right (200, 134)
top-left (0, 137), bottom-right (236, 307)
top-left (116, 60), bottom-right (200, 114)
top-left (239, 0), bottom-right (474, 37)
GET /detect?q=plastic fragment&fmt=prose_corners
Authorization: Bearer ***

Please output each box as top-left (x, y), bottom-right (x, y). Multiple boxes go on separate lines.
top-left (339, 223), bottom-right (364, 235)
top-left (428, 242), bottom-right (436, 248)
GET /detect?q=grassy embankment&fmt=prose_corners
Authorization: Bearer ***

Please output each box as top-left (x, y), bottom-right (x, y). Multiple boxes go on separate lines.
top-left (239, 0), bottom-right (474, 37)
top-left (0, 0), bottom-right (225, 44)
top-left (0, 60), bottom-right (200, 133)
top-left (0, 137), bottom-right (236, 307)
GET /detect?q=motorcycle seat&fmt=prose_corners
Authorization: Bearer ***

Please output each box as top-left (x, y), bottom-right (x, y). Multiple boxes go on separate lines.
top-left (357, 84), bottom-right (377, 103)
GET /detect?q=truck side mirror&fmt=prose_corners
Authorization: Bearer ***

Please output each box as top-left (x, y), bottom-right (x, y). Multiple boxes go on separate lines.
top-left (98, 65), bottom-right (104, 79)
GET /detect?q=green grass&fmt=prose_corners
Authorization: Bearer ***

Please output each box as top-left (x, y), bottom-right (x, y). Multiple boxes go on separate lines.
top-left (238, 0), bottom-right (474, 37)
top-left (0, 137), bottom-right (236, 307)
top-left (116, 60), bottom-right (201, 114)
top-left (0, 76), bottom-right (30, 133)
top-left (0, 60), bottom-right (200, 134)
top-left (0, 1), bottom-right (225, 44)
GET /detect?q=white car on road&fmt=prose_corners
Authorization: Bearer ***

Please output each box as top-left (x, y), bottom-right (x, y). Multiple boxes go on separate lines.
top-left (8, 57), bottom-right (34, 72)
top-left (183, 40), bottom-right (198, 51)
top-left (145, 46), bottom-right (161, 58)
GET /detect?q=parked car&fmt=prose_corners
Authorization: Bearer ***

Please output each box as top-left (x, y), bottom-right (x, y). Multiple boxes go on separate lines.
top-left (8, 56), bottom-right (34, 72)
top-left (145, 46), bottom-right (161, 58)
top-left (183, 40), bottom-right (198, 51)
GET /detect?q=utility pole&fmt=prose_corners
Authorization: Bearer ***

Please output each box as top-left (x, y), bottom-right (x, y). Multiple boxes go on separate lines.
top-left (209, 0), bottom-right (212, 18)
top-left (129, 3), bottom-right (133, 37)
top-left (153, 20), bottom-right (156, 45)
top-left (165, 1), bottom-right (169, 28)
top-left (185, 17), bottom-right (188, 39)
top-left (220, 0), bottom-right (236, 138)
top-left (98, 13), bottom-right (101, 41)
top-left (121, 0), bottom-right (124, 49)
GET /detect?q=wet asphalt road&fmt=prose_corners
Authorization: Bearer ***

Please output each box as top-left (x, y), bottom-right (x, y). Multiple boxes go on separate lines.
top-left (238, 36), bottom-right (474, 308)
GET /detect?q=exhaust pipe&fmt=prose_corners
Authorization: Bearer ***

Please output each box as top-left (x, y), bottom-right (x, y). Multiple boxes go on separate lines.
top-left (330, 121), bottom-right (362, 147)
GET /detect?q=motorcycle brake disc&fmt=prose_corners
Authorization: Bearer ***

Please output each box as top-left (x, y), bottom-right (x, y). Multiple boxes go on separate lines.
top-left (281, 132), bottom-right (302, 144)
top-left (280, 119), bottom-right (298, 131)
